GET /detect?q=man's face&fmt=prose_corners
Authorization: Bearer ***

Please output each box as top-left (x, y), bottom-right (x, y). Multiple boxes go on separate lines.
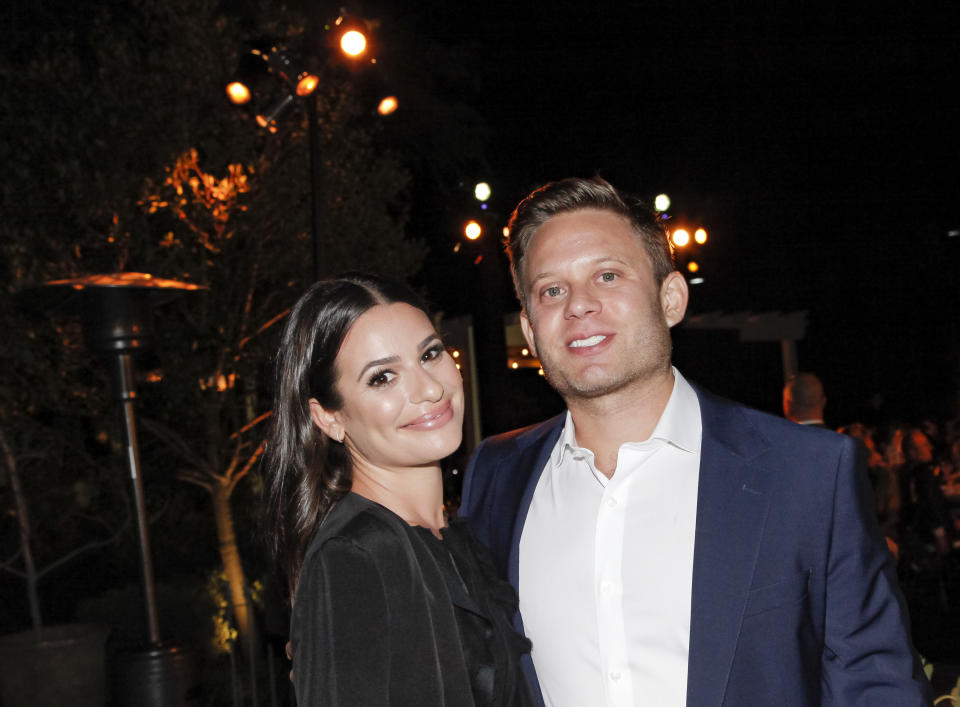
top-left (519, 209), bottom-right (687, 402)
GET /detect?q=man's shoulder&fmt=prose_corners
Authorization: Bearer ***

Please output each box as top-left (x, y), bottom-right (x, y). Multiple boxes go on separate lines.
top-left (692, 382), bottom-right (851, 454)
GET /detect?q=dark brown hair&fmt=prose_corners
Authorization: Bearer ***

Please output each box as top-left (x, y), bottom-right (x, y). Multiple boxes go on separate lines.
top-left (506, 176), bottom-right (674, 307)
top-left (262, 273), bottom-right (431, 593)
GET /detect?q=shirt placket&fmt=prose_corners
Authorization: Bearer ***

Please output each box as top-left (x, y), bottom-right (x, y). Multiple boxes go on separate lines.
top-left (594, 473), bottom-right (634, 707)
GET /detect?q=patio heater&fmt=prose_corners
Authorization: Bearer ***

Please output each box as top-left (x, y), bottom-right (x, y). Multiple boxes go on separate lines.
top-left (26, 272), bottom-right (203, 706)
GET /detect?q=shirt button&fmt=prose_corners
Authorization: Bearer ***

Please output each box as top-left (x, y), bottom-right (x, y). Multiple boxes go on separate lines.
top-left (610, 671), bottom-right (621, 682)
top-left (600, 581), bottom-right (614, 595)
top-left (605, 497), bottom-right (618, 508)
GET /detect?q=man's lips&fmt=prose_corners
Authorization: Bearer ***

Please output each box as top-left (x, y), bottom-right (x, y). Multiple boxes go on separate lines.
top-left (567, 333), bottom-right (610, 350)
top-left (402, 401), bottom-right (454, 430)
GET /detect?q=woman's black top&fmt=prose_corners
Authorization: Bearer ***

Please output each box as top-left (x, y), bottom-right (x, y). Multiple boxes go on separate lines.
top-left (291, 492), bottom-right (534, 706)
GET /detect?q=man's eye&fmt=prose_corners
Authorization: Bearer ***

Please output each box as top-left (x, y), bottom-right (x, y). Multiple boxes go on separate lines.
top-left (544, 286), bottom-right (561, 298)
top-left (600, 272), bottom-right (616, 282)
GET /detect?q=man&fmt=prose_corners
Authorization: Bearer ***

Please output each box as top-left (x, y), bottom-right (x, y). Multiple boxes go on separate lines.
top-left (460, 177), bottom-right (931, 706)
top-left (783, 372), bottom-right (829, 427)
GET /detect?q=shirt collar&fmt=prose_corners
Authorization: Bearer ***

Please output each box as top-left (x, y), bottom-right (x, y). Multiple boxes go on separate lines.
top-left (553, 367), bottom-right (702, 467)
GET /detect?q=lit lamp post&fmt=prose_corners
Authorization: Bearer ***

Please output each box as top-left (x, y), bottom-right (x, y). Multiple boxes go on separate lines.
top-left (456, 181), bottom-right (513, 435)
top-left (26, 272), bottom-right (203, 706)
top-left (656, 193), bottom-right (710, 285)
top-left (226, 16), bottom-right (380, 281)
top-left (670, 226), bottom-right (709, 284)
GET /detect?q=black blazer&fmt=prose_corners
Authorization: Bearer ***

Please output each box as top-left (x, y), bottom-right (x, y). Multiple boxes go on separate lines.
top-left (291, 492), bottom-right (532, 706)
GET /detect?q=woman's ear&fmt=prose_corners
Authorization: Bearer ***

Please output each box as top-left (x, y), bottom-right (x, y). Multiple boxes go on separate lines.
top-left (309, 398), bottom-right (343, 443)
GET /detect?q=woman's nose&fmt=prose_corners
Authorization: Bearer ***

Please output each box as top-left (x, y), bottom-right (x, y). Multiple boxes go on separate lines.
top-left (410, 367), bottom-right (443, 403)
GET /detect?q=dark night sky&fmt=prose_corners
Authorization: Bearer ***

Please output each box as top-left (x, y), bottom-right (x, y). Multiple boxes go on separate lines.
top-left (6, 0), bottom-right (958, 423)
top-left (401, 0), bottom-right (960, 424)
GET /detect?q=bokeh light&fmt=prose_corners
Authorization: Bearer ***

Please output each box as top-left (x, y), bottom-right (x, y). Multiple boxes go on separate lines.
top-left (340, 30), bottom-right (367, 57)
top-left (226, 82), bottom-right (251, 105)
top-left (672, 229), bottom-right (690, 247)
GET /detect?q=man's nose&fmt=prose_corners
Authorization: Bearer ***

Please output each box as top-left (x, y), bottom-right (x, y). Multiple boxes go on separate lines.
top-left (564, 286), bottom-right (601, 318)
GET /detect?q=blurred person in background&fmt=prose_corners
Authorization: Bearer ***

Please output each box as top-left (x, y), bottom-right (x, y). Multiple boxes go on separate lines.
top-left (783, 373), bottom-right (828, 428)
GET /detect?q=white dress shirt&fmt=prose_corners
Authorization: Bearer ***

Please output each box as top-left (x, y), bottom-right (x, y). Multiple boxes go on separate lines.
top-left (519, 369), bottom-right (702, 707)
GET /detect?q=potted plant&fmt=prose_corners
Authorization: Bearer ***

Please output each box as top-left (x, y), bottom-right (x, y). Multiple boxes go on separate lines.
top-left (0, 427), bottom-right (124, 707)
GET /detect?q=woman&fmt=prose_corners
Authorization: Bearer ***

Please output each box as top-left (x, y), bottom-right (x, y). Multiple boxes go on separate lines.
top-left (263, 274), bottom-right (533, 706)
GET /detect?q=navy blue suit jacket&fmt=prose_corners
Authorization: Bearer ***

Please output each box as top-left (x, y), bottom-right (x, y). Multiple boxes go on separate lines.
top-left (460, 385), bottom-right (932, 706)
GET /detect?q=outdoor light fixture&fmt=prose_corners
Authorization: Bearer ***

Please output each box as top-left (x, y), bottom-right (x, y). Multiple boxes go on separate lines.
top-left (227, 45), bottom-right (319, 108)
top-left (225, 81), bottom-right (251, 105)
top-left (256, 93), bottom-right (296, 131)
top-left (474, 182), bottom-right (491, 202)
top-left (261, 46), bottom-right (320, 97)
top-left (226, 14), bottom-right (386, 281)
top-left (340, 29), bottom-right (366, 56)
top-left (331, 14), bottom-right (371, 58)
top-left (377, 95), bottom-right (398, 115)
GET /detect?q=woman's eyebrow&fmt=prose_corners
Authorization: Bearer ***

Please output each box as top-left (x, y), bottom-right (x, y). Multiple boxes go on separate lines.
top-left (355, 334), bottom-right (439, 381)
top-left (357, 355), bottom-right (399, 381)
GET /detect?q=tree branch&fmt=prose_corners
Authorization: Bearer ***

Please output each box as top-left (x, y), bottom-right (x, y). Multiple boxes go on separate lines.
top-left (141, 417), bottom-right (211, 475)
top-left (228, 410), bottom-right (273, 440)
top-left (35, 513), bottom-right (131, 581)
top-left (176, 470), bottom-right (213, 492)
top-left (237, 307), bottom-right (290, 351)
top-left (227, 440), bottom-right (266, 496)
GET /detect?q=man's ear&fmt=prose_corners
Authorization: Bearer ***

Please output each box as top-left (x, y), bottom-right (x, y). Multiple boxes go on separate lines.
top-left (519, 310), bottom-right (538, 357)
top-left (309, 398), bottom-right (343, 442)
top-left (660, 271), bottom-right (689, 328)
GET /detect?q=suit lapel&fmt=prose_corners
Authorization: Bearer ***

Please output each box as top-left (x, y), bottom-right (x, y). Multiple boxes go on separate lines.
top-left (687, 389), bottom-right (773, 707)
top-left (507, 416), bottom-right (564, 589)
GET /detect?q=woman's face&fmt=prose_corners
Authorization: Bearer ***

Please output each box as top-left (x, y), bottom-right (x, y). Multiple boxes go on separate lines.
top-left (323, 302), bottom-right (464, 472)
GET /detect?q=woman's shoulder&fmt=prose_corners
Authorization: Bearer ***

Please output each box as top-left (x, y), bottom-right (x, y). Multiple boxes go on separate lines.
top-left (303, 492), bottom-right (413, 563)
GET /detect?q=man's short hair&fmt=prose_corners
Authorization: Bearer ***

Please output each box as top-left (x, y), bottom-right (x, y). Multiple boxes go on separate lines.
top-left (783, 372), bottom-right (826, 420)
top-left (505, 176), bottom-right (675, 308)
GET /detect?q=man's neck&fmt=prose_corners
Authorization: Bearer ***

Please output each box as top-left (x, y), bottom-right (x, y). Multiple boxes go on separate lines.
top-left (566, 368), bottom-right (676, 477)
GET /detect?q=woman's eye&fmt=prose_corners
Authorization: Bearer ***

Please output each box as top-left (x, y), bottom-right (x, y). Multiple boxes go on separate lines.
top-left (422, 344), bottom-right (444, 363)
top-left (368, 370), bottom-right (395, 387)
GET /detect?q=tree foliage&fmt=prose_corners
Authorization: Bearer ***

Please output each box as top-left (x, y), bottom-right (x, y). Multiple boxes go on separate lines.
top-left (0, 0), bottom-right (425, 639)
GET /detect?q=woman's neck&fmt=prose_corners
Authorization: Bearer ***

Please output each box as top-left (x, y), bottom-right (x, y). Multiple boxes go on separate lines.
top-left (350, 461), bottom-right (446, 536)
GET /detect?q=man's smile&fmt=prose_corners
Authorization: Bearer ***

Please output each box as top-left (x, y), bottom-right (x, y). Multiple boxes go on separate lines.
top-left (568, 334), bottom-right (608, 349)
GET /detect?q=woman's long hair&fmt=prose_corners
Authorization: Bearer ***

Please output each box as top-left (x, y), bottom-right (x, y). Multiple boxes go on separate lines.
top-left (262, 274), bottom-right (431, 594)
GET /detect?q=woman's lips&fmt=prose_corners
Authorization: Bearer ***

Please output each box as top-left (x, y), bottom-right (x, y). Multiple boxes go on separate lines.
top-left (402, 401), bottom-right (453, 430)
